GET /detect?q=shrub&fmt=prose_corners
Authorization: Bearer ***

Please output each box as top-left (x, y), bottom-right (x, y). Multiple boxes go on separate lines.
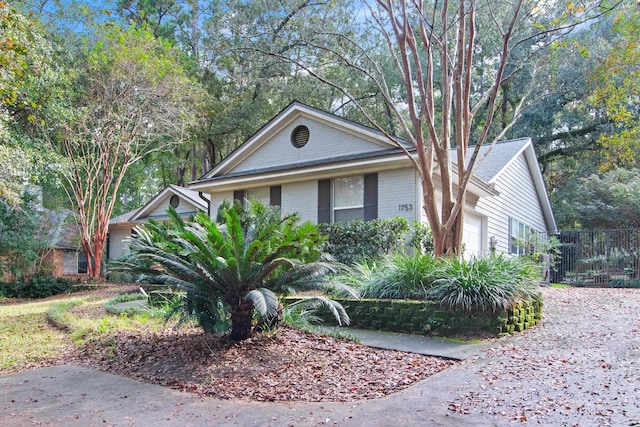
top-left (428, 255), bottom-right (540, 313)
top-left (319, 218), bottom-right (435, 265)
top-left (358, 253), bottom-right (439, 299)
top-left (0, 276), bottom-right (76, 299)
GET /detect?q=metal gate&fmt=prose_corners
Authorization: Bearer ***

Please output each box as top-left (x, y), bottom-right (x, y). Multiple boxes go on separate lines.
top-left (553, 229), bottom-right (640, 286)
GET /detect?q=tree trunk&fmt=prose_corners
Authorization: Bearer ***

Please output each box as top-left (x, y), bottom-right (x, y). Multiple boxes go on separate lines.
top-left (230, 299), bottom-right (254, 341)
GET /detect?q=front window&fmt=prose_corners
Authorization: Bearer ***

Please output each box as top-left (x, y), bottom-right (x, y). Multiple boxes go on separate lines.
top-left (246, 187), bottom-right (270, 205)
top-left (63, 251), bottom-right (88, 274)
top-left (510, 218), bottom-right (535, 255)
top-left (333, 176), bottom-right (364, 222)
top-left (77, 252), bottom-right (88, 274)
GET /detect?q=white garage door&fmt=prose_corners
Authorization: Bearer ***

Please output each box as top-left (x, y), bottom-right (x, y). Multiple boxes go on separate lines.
top-left (463, 212), bottom-right (484, 258)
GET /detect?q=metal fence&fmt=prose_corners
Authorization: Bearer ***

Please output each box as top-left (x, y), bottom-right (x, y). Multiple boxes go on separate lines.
top-left (552, 229), bottom-right (640, 286)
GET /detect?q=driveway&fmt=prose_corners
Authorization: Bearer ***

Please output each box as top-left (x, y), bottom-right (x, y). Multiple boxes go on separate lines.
top-left (1, 287), bottom-right (638, 426)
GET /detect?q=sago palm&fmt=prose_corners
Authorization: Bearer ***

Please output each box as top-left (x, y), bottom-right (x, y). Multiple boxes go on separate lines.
top-left (117, 201), bottom-right (356, 340)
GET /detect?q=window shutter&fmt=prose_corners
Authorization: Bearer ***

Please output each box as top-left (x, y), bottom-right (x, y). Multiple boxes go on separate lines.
top-left (270, 186), bottom-right (281, 207)
top-left (233, 190), bottom-right (246, 207)
top-left (363, 173), bottom-right (378, 221)
top-left (318, 179), bottom-right (331, 223)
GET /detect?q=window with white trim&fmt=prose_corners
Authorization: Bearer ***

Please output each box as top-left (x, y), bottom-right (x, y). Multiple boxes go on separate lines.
top-left (509, 217), bottom-right (535, 255)
top-left (333, 176), bottom-right (364, 222)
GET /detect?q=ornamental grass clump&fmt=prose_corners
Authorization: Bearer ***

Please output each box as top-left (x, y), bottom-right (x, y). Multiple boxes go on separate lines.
top-left (427, 255), bottom-right (540, 313)
top-left (358, 252), bottom-right (439, 299)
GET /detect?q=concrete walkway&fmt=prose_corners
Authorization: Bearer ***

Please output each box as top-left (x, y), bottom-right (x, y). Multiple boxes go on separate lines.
top-left (0, 363), bottom-right (487, 427)
top-left (318, 327), bottom-right (490, 360)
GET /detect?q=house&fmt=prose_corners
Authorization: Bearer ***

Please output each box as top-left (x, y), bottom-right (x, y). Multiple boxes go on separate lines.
top-left (36, 209), bottom-right (89, 280)
top-left (187, 101), bottom-right (557, 257)
top-left (107, 185), bottom-right (210, 260)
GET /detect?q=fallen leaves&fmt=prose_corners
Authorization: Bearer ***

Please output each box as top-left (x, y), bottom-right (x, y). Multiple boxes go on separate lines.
top-left (75, 326), bottom-right (456, 402)
top-left (447, 287), bottom-right (640, 425)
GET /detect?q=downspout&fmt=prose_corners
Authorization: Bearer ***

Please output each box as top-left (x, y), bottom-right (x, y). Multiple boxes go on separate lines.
top-left (199, 192), bottom-right (210, 217)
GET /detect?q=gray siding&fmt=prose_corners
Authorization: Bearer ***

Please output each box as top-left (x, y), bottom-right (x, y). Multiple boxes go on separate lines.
top-left (476, 153), bottom-right (547, 254)
top-left (232, 117), bottom-right (390, 173)
top-left (108, 227), bottom-right (133, 259)
top-left (146, 198), bottom-right (201, 219)
top-left (377, 168), bottom-right (420, 222)
top-left (208, 191), bottom-right (234, 218)
top-left (281, 181), bottom-right (318, 222)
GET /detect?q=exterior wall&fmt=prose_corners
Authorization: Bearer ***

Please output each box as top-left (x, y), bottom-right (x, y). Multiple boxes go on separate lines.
top-left (233, 117), bottom-right (391, 173)
top-left (281, 180), bottom-right (317, 222)
top-left (41, 248), bottom-right (89, 280)
top-left (476, 153), bottom-right (548, 254)
top-left (147, 198), bottom-right (200, 219)
top-left (208, 191), bottom-right (234, 219)
top-left (108, 227), bottom-right (134, 260)
top-left (377, 168), bottom-right (420, 222)
top-left (41, 249), bottom-right (63, 277)
top-left (206, 168), bottom-right (419, 224)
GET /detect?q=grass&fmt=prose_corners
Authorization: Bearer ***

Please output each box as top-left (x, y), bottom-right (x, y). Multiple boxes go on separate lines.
top-left (0, 290), bottom-right (164, 372)
top-left (550, 283), bottom-right (571, 288)
top-left (49, 298), bottom-right (165, 344)
top-left (0, 299), bottom-right (71, 371)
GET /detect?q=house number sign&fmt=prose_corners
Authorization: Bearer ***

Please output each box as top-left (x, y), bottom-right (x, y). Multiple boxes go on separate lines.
top-left (398, 204), bottom-right (413, 211)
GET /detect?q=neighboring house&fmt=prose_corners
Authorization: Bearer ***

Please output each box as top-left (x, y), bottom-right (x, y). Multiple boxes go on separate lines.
top-left (187, 101), bottom-right (557, 257)
top-left (107, 185), bottom-right (210, 260)
top-left (39, 209), bottom-right (89, 280)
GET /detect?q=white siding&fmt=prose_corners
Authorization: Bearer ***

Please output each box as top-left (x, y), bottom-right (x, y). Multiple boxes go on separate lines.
top-left (377, 168), bottom-right (420, 222)
top-left (476, 153), bottom-right (547, 254)
top-left (108, 227), bottom-right (133, 259)
top-left (233, 118), bottom-right (390, 173)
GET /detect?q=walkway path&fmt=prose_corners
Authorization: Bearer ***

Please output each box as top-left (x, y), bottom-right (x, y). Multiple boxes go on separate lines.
top-left (0, 287), bottom-right (638, 426)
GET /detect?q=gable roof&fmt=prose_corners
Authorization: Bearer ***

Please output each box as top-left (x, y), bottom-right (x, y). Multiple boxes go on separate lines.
top-left (464, 138), bottom-right (558, 233)
top-left (108, 185), bottom-right (209, 226)
top-left (469, 138), bottom-right (531, 182)
top-left (190, 103), bottom-right (557, 230)
top-left (199, 101), bottom-right (405, 180)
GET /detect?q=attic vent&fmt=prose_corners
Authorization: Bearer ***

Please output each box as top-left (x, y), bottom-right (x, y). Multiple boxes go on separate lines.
top-left (170, 195), bottom-right (180, 208)
top-left (291, 125), bottom-right (310, 148)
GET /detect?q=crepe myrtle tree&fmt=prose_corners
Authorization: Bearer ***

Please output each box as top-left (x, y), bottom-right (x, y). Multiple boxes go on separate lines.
top-left (253, 0), bottom-right (622, 256)
top-left (56, 24), bottom-right (204, 278)
top-left (116, 201), bottom-right (356, 341)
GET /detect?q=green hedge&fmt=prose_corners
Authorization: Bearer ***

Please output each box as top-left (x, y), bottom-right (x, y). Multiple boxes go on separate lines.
top-left (0, 276), bottom-right (77, 299)
top-left (285, 296), bottom-right (543, 336)
top-left (319, 218), bottom-right (433, 265)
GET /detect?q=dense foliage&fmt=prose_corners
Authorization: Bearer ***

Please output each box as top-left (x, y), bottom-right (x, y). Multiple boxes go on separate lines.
top-left (336, 254), bottom-right (540, 313)
top-left (0, 193), bottom-right (53, 281)
top-left (0, 276), bottom-right (76, 299)
top-left (553, 168), bottom-right (640, 229)
top-left (319, 218), bottom-right (433, 265)
top-left (116, 202), bottom-right (356, 340)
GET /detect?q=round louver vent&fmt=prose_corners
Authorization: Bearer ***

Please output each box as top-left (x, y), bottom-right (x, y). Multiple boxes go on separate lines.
top-left (291, 125), bottom-right (310, 148)
top-left (170, 194), bottom-right (180, 208)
